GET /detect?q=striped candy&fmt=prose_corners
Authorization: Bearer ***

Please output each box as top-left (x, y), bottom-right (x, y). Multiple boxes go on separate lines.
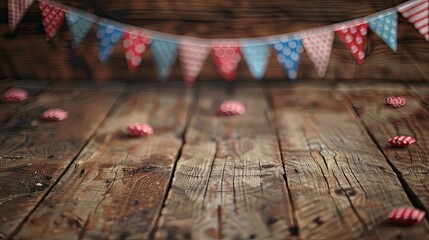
top-left (385, 96), bottom-right (407, 108)
top-left (388, 207), bottom-right (425, 226)
top-left (40, 108), bottom-right (69, 121)
top-left (126, 123), bottom-right (153, 137)
top-left (388, 136), bottom-right (416, 147)
top-left (3, 88), bottom-right (29, 102)
top-left (217, 100), bottom-right (246, 116)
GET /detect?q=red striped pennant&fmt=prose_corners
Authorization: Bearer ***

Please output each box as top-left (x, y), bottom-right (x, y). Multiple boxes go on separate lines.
top-left (398, 0), bottom-right (429, 41)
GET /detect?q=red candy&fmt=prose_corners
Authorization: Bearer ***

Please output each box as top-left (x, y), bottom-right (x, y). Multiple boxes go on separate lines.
top-left (3, 88), bottom-right (29, 102)
top-left (127, 123), bottom-right (153, 137)
top-left (217, 100), bottom-right (246, 116)
top-left (40, 108), bottom-right (69, 121)
top-left (388, 207), bottom-right (425, 226)
top-left (385, 96), bottom-right (407, 108)
top-left (388, 136), bottom-right (416, 147)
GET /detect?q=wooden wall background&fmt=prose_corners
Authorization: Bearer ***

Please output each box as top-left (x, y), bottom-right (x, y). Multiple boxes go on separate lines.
top-left (0, 0), bottom-right (428, 83)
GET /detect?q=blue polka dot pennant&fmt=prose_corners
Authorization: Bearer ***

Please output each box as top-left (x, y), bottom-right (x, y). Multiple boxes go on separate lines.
top-left (151, 39), bottom-right (178, 81)
top-left (240, 42), bottom-right (270, 80)
top-left (273, 38), bottom-right (303, 80)
top-left (97, 21), bottom-right (124, 63)
top-left (66, 10), bottom-right (95, 48)
top-left (368, 10), bottom-right (398, 52)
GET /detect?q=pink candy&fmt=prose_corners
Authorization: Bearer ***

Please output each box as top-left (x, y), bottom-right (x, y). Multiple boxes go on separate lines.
top-left (3, 88), bottom-right (29, 102)
top-left (40, 108), bottom-right (69, 121)
top-left (126, 123), bottom-right (153, 137)
top-left (388, 136), bottom-right (416, 147)
top-left (385, 96), bottom-right (407, 108)
top-left (217, 100), bottom-right (246, 116)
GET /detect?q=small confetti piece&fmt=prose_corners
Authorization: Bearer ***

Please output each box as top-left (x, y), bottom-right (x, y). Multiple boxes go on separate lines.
top-left (388, 207), bottom-right (425, 226)
top-left (217, 100), bottom-right (246, 116)
top-left (385, 96), bottom-right (407, 108)
top-left (35, 183), bottom-right (43, 187)
top-left (388, 136), bottom-right (416, 147)
top-left (40, 108), bottom-right (69, 121)
top-left (127, 123), bottom-right (153, 137)
top-left (3, 88), bottom-right (29, 102)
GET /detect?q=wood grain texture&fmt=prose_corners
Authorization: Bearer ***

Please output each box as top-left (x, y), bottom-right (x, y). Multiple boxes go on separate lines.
top-left (337, 83), bottom-right (429, 212)
top-left (155, 84), bottom-right (296, 239)
top-left (13, 84), bottom-right (192, 239)
top-left (270, 83), bottom-right (429, 239)
top-left (0, 0), bottom-right (428, 82)
top-left (0, 83), bottom-right (123, 239)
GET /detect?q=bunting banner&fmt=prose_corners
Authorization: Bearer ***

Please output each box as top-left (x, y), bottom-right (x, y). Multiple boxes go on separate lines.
top-left (65, 10), bottom-right (95, 48)
top-left (123, 28), bottom-right (151, 71)
top-left (6, 0), bottom-right (427, 83)
top-left (8, 0), bottom-right (35, 31)
top-left (179, 39), bottom-right (210, 86)
top-left (398, 0), bottom-right (429, 41)
top-left (273, 38), bottom-right (303, 80)
top-left (369, 11), bottom-right (398, 51)
top-left (302, 32), bottom-right (335, 78)
top-left (336, 23), bottom-right (368, 64)
top-left (212, 41), bottom-right (241, 82)
top-left (97, 21), bottom-right (124, 63)
top-left (240, 42), bottom-right (270, 80)
top-left (151, 39), bottom-right (178, 81)
top-left (38, 0), bottom-right (65, 40)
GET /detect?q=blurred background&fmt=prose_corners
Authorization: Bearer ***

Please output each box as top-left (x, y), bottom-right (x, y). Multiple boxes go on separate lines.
top-left (0, 0), bottom-right (428, 83)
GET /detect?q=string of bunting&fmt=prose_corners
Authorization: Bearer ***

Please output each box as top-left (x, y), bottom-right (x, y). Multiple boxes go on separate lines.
top-left (8, 0), bottom-right (429, 85)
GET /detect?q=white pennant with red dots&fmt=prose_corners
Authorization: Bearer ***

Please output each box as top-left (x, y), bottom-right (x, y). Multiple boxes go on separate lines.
top-left (123, 28), bottom-right (151, 71)
top-left (336, 23), bottom-right (368, 64)
top-left (179, 39), bottom-right (210, 86)
top-left (302, 32), bottom-right (335, 77)
top-left (38, 0), bottom-right (66, 40)
top-left (212, 41), bottom-right (241, 82)
top-left (8, 0), bottom-right (35, 31)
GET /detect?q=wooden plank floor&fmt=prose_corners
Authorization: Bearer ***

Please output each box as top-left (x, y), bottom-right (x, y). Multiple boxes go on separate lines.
top-left (1, 80), bottom-right (429, 239)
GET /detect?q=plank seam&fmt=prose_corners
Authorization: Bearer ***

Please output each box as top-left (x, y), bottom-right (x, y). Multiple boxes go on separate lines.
top-left (264, 84), bottom-right (300, 237)
top-left (149, 84), bottom-right (201, 239)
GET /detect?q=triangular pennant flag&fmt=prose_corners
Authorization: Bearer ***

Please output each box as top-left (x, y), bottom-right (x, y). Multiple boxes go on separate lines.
top-left (179, 39), bottom-right (210, 86)
top-left (65, 10), bottom-right (95, 48)
top-left (97, 22), bottom-right (123, 63)
top-left (8, 0), bottom-right (35, 31)
top-left (273, 38), bottom-right (303, 80)
top-left (151, 39), bottom-right (178, 81)
top-left (123, 28), bottom-right (151, 71)
top-left (398, 0), bottom-right (428, 41)
top-left (302, 32), bottom-right (334, 78)
top-left (38, 0), bottom-right (66, 40)
top-left (212, 41), bottom-right (241, 82)
top-left (369, 11), bottom-right (398, 51)
top-left (336, 23), bottom-right (368, 64)
top-left (240, 42), bottom-right (270, 80)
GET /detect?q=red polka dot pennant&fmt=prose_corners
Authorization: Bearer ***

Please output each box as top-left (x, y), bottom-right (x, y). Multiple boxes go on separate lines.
top-left (303, 32), bottom-right (335, 77)
top-left (180, 39), bottom-right (210, 86)
top-left (123, 28), bottom-right (151, 71)
top-left (38, 0), bottom-right (66, 40)
top-left (336, 23), bottom-right (368, 64)
top-left (212, 41), bottom-right (241, 82)
top-left (8, 0), bottom-right (35, 31)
